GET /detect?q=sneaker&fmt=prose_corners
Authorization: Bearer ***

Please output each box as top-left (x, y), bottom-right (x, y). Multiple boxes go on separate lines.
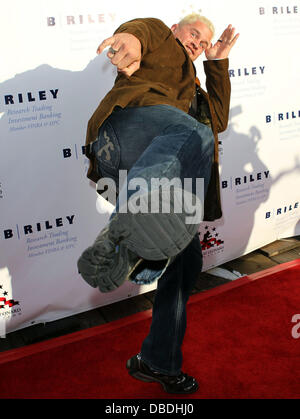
top-left (77, 227), bottom-right (140, 293)
top-left (78, 187), bottom-right (199, 292)
top-left (126, 354), bottom-right (199, 394)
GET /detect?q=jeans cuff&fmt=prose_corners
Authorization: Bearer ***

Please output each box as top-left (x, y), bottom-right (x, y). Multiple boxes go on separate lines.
top-left (129, 258), bottom-right (173, 285)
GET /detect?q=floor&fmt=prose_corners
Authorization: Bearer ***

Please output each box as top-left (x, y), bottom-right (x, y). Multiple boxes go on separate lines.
top-left (1, 236), bottom-right (299, 353)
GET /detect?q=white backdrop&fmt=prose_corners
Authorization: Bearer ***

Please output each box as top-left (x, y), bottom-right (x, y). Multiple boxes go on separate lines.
top-left (1, 0), bottom-right (299, 335)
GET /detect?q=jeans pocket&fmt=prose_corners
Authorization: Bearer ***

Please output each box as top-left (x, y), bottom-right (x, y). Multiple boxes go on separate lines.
top-left (92, 120), bottom-right (121, 180)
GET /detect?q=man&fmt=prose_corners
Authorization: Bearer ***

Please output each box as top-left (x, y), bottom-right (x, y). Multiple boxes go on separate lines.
top-left (78, 14), bottom-right (239, 394)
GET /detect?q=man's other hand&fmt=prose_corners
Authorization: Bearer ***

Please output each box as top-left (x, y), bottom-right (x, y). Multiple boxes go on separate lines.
top-left (97, 33), bottom-right (142, 77)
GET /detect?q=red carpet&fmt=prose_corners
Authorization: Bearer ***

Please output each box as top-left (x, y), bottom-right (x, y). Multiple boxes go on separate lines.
top-left (0, 259), bottom-right (299, 399)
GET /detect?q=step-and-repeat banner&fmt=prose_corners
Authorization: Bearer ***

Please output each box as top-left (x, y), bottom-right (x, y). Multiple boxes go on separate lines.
top-left (1, 0), bottom-right (299, 335)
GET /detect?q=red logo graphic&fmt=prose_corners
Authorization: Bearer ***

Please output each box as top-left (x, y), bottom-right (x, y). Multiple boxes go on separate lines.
top-left (0, 297), bottom-right (19, 309)
top-left (199, 226), bottom-right (224, 250)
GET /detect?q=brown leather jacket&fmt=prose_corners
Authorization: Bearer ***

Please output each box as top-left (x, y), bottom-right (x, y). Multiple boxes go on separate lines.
top-left (85, 18), bottom-right (231, 221)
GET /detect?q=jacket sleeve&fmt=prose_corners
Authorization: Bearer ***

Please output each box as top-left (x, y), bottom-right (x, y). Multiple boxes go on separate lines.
top-left (114, 17), bottom-right (172, 57)
top-left (203, 59), bottom-right (231, 133)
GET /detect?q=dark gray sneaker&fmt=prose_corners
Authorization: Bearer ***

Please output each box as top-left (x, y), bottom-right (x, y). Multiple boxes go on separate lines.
top-left (126, 354), bottom-right (199, 394)
top-left (78, 187), bottom-right (200, 292)
top-left (77, 227), bottom-right (140, 293)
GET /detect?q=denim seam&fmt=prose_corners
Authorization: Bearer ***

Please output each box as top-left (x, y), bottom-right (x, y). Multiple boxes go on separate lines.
top-left (170, 275), bottom-right (183, 375)
top-left (158, 128), bottom-right (199, 180)
top-left (177, 126), bottom-right (214, 171)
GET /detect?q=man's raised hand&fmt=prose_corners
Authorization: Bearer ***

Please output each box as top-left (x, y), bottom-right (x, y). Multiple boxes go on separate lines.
top-left (97, 33), bottom-right (142, 77)
top-left (205, 24), bottom-right (239, 60)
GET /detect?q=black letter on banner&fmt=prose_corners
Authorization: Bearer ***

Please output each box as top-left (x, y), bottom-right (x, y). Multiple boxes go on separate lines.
top-left (222, 181), bottom-right (228, 189)
top-left (47, 17), bottom-right (56, 26)
top-left (24, 226), bottom-right (33, 235)
top-left (4, 95), bottom-right (14, 105)
top-left (4, 230), bottom-right (13, 239)
top-left (63, 148), bottom-right (72, 158)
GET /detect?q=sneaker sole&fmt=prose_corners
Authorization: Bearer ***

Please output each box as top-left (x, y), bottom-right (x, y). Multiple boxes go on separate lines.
top-left (77, 231), bottom-right (130, 292)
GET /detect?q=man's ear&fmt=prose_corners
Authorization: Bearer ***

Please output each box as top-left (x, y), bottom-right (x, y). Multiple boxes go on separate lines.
top-left (170, 24), bottom-right (178, 34)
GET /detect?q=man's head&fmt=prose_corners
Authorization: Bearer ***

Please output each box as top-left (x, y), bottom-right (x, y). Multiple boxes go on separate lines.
top-left (171, 13), bottom-right (214, 61)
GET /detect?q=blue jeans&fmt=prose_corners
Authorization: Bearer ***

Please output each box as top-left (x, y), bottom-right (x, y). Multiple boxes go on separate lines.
top-left (92, 105), bottom-right (214, 374)
top-left (141, 235), bottom-right (203, 375)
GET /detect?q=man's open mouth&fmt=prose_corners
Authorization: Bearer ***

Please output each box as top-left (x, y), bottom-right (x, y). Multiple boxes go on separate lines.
top-left (186, 46), bottom-right (194, 55)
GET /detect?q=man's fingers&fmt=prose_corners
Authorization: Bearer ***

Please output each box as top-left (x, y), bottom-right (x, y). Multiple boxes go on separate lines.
top-left (107, 39), bottom-right (123, 56)
top-left (219, 24), bottom-right (231, 40)
top-left (207, 42), bottom-right (213, 51)
top-left (109, 46), bottom-right (128, 66)
top-left (219, 24), bottom-right (239, 47)
top-left (119, 60), bottom-right (140, 74)
top-left (230, 33), bottom-right (240, 47)
top-left (126, 60), bottom-right (141, 74)
top-left (229, 28), bottom-right (237, 43)
top-left (118, 60), bottom-right (141, 77)
top-left (96, 36), bottom-right (116, 54)
top-left (220, 24), bottom-right (236, 42)
top-left (117, 52), bottom-right (141, 71)
top-left (226, 28), bottom-right (239, 46)
top-left (97, 32), bottom-right (142, 76)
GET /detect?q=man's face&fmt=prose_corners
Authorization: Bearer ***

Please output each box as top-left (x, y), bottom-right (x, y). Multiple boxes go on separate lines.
top-left (171, 21), bottom-right (213, 61)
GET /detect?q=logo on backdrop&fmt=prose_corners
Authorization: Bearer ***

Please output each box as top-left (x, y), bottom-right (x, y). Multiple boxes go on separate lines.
top-left (2, 215), bottom-right (78, 259)
top-left (46, 13), bottom-right (117, 27)
top-left (198, 225), bottom-right (225, 256)
top-left (222, 170), bottom-right (270, 190)
top-left (62, 144), bottom-right (88, 159)
top-left (259, 5), bottom-right (299, 15)
top-left (62, 144), bottom-right (90, 174)
top-left (221, 168), bottom-right (271, 208)
top-left (45, 12), bottom-right (119, 51)
top-left (257, 4), bottom-right (300, 37)
top-left (229, 65), bottom-right (265, 78)
top-left (2, 215), bottom-right (75, 240)
top-left (229, 64), bottom-right (267, 100)
top-left (266, 109), bottom-right (300, 141)
top-left (2, 89), bottom-right (62, 132)
top-left (266, 109), bottom-right (300, 124)
top-left (265, 202), bottom-right (299, 219)
top-left (4, 89), bottom-right (59, 105)
top-left (0, 285), bottom-right (22, 324)
top-left (0, 288), bottom-right (19, 309)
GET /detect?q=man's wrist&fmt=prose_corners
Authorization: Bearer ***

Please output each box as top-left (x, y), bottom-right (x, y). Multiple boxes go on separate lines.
top-left (205, 57), bottom-right (227, 61)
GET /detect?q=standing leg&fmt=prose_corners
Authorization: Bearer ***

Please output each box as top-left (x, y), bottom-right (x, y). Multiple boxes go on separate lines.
top-left (140, 234), bottom-right (203, 375)
top-left (127, 235), bottom-right (203, 394)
